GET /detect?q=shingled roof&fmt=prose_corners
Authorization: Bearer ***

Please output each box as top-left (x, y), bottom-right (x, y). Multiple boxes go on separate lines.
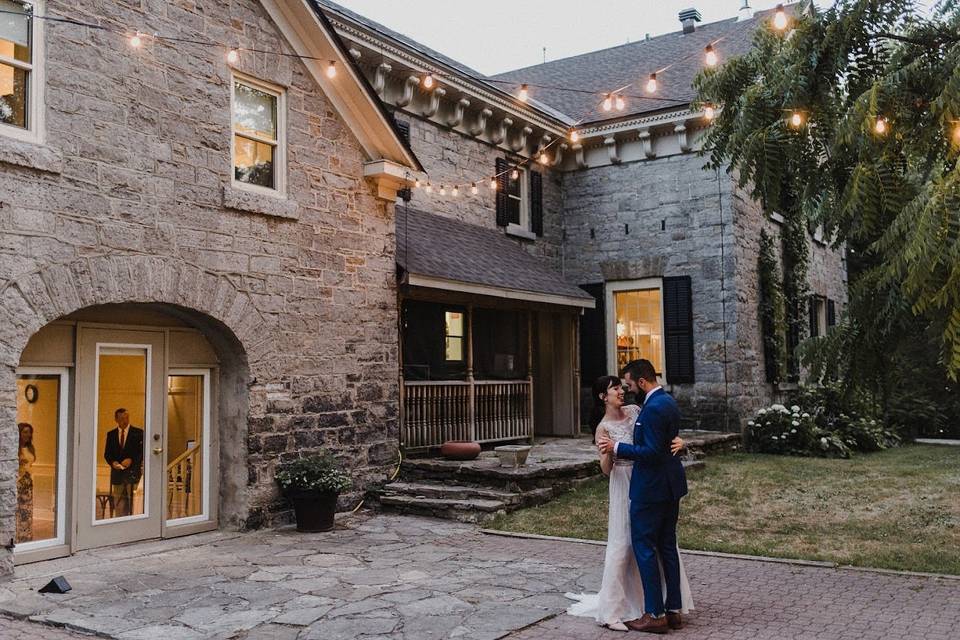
top-left (396, 208), bottom-right (594, 308)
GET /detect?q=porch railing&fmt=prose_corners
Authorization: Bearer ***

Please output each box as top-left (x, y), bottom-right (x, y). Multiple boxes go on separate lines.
top-left (402, 379), bottom-right (533, 449)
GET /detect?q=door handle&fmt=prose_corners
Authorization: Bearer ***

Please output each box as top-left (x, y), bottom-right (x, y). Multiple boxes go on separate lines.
top-left (153, 447), bottom-right (163, 455)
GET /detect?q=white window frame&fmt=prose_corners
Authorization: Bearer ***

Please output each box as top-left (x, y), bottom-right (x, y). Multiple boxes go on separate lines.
top-left (166, 368), bottom-right (212, 527)
top-left (605, 278), bottom-right (668, 384)
top-left (0, 0), bottom-right (45, 143)
top-left (230, 71), bottom-right (286, 196)
top-left (13, 366), bottom-right (69, 554)
top-left (506, 167), bottom-right (534, 239)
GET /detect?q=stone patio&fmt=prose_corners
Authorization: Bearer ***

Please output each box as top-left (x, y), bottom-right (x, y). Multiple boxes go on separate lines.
top-left (2, 510), bottom-right (956, 639)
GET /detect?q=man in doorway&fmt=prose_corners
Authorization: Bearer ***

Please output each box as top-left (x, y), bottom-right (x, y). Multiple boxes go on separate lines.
top-left (103, 408), bottom-right (144, 517)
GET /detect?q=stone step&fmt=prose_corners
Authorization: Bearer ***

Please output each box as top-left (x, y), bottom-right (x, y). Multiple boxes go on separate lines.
top-left (378, 494), bottom-right (509, 524)
top-left (380, 481), bottom-right (524, 505)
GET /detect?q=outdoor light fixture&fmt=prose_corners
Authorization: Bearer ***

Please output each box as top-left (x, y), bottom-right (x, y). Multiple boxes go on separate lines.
top-left (615, 94), bottom-right (625, 111)
top-left (130, 32), bottom-right (143, 48)
top-left (874, 117), bottom-right (888, 135)
top-left (452, 185), bottom-right (459, 197)
top-left (569, 129), bottom-right (580, 143)
top-left (489, 177), bottom-right (498, 190)
top-left (414, 178), bottom-right (421, 188)
top-left (705, 44), bottom-right (718, 67)
top-left (646, 73), bottom-right (657, 94)
top-left (439, 185), bottom-right (446, 196)
top-left (422, 73), bottom-right (435, 89)
top-left (603, 94), bottom-right (613, 112)
top-left (790, 111), bottom-right (804, 127)
top-left (471, 183), bottom-right (479, 195)
top-left (538, 151), bottom-right (548, 164)
top-left (426, 183), bottom-right (433, 193)
top-left (518, 84), bottom-right (529, 101)
top-left (326, 61), bottom-right (337, 79)
top-left (704, 105), bottom-right (715, 121)
top-left (226, 49), bottom-right (239, 64)
top-left (773, 4), bottom-right (788, 30)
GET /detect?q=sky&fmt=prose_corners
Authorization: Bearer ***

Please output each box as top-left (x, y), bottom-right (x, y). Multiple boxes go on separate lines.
top-left (331, 1), bottom-right (806, 76)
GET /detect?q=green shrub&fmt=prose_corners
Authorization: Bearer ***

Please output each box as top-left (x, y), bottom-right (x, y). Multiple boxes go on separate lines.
top-left (275, 453), bottom-right (351, 494)
top-left (746, 404), bottom-right (851, 458)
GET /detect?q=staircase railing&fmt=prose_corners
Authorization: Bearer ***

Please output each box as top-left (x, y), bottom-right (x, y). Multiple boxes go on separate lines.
top-left (166, 442), bottom-right (200, 519)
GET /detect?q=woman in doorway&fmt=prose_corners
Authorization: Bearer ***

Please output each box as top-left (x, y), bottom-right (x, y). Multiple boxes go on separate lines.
top-left (565, 376), bottom-right (693, 631)
top-left (17, 422), bottom-right (36, 543)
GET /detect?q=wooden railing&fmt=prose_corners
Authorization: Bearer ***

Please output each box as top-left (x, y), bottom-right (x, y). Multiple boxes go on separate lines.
top-left (402, 379), bottom-right (533, 449)
top-left (166, 443), bottom-right (200, 520)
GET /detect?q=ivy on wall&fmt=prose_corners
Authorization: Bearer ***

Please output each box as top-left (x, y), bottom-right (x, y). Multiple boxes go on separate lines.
top-left (781, 215), bottom-right (810, 381)
top-left (758, 228), bottom-right (788, 384)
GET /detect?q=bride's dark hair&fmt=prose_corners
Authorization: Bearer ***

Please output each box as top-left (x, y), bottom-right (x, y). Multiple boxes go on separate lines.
top-left (590, 375), bottom-right (622, 435)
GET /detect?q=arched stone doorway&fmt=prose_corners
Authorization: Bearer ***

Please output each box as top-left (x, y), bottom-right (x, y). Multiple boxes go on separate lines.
top-left (1, 256), bottom-right (264, 573)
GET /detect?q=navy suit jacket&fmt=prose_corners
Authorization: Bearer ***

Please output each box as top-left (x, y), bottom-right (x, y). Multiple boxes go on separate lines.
top-left (615, 389), bottom-right (688, 504)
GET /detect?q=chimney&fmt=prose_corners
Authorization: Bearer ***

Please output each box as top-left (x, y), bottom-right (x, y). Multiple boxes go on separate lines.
top-left (737, 0), bottom-right (754, 22)
top-left (679, 8), bottom-right (702, 34)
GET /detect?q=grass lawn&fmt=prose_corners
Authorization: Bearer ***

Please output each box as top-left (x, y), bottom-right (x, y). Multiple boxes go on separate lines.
top-left (488, 444), bottom-right (960, 575)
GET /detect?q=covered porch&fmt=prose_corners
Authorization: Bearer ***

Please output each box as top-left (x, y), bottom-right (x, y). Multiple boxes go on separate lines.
top-left (396, 209), bottom-right (594, 450)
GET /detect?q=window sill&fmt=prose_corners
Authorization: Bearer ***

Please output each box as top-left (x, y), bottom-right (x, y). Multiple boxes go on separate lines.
top-left (769, 211), bottom-right (785, 225)
top-left (0, 135), bottom-right (63, 174)
top-left (221, 185), bottom-right (299, 220)
top-left (506, 223), bottom-right (536, 241)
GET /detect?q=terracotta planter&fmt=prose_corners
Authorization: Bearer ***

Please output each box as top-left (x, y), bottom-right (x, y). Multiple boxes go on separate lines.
top-left (289, 489), bottom-right (338, 532)
top-left (440, 440), bottom-right (481, 461)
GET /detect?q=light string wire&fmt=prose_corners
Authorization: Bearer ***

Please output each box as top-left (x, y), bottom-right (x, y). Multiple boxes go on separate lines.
top-left (0, 7), bottom-right (730, 193)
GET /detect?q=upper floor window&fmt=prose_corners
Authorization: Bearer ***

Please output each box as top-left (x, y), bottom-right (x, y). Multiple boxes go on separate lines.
top-left (232, 74), bottom-right (285, 194)
top-left (0, 0), bottom-right (42, 142)
top-left (506, 167), bottom-right (527, 227)
top-left (495, 158), bottom-right (543, 239)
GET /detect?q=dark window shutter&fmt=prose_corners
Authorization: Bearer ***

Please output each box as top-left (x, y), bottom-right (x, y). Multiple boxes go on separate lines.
top-left (392, 115), bottom-right (411, 147)
top-left (809, 296), bottom-right (819, 338)
top-left (579, 283), bottom-right (606, 385)
top-left (495, 158), bottom-right (509, 227)
top-left (530, 170), bottom-right (543, 236)
top-left (827, 299), bottom-right (836, 328)
top-left (663, 276), bottom-right (694, 383)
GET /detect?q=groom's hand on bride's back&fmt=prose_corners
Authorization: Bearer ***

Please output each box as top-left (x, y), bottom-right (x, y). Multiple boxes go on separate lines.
top-left (670, 437), bottom-right (685, 456)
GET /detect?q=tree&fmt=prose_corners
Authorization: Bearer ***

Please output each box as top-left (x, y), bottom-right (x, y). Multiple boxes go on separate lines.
top-left (694, 0), bottom-right (960, 428)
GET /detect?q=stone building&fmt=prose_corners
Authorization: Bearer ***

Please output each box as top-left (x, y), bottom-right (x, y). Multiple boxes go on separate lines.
top-left (0, 0), bottom-right (845, 576)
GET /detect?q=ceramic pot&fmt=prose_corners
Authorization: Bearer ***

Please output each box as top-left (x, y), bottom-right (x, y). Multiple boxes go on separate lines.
top-left (440, 441), bottom-right (481, 461)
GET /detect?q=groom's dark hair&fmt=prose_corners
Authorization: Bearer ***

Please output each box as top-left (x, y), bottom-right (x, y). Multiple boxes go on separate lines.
top-left (621, 359), bottom-right (657, 383)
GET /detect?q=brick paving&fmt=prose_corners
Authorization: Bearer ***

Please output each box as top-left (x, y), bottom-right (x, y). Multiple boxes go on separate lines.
top-left (0, 514), bottom-right (957, 639)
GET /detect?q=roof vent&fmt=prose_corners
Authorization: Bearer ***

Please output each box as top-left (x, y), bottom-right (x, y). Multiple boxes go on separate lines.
top-left (679, 8), bottom-right (702, 34)
top-left (645, 33), bottom-right (651, 41)
top-left (737, 0), bottom-right (754, 21)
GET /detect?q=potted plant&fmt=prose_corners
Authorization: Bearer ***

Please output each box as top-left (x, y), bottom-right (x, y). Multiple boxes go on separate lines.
top-left (275, 453), bottom-right (351, 532)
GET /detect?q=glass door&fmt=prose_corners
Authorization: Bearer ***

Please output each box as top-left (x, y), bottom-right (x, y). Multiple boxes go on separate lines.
top-left (75, 328), bottom-right (165, 550)
top-left (165, 370), bottom-right (210, 525)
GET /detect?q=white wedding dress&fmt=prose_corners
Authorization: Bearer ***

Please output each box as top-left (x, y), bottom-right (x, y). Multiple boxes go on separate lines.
top-left (566, 404), bottom-right (694, 628)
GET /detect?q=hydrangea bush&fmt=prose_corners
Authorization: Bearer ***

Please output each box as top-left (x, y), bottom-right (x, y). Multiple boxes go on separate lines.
top-left (746, 404), bottom-right (851, 458)
top-left (275, 453), bottom-right (351, 494)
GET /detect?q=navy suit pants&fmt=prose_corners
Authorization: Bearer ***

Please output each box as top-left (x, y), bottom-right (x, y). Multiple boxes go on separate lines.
top-left (630, 499), bottom-right (682, 616)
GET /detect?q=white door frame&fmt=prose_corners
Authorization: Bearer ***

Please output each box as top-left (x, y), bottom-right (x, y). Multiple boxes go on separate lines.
top-left (165, 368), bottom-right (212, 527)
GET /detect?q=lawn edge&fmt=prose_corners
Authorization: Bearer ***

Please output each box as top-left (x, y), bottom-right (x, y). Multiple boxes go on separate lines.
top-left (479, 529), bottom-right (960, 580)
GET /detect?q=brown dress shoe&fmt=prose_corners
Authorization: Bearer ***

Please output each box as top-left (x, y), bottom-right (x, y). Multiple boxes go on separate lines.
top-left (666, 612), bottom-right (683, 630)
top-left (624, 614), bottom-right (669, 634)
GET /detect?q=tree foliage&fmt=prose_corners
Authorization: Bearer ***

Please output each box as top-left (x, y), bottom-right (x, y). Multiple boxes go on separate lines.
top-left (695, 1), bottom-right (960, 406)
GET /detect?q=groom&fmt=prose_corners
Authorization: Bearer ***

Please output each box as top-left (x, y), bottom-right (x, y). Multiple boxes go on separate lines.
top-left (598, 359), bottom-right (688, 634)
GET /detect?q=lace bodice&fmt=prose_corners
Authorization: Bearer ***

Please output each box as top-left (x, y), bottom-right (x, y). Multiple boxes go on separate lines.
top-left (597, 404), bottom-right (639, 445)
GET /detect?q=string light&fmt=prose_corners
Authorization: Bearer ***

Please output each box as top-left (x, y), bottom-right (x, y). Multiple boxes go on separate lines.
top-left (471, 183), bottom-right (479, 195)
top-left (953, 123), bottom-right (960, 145)
top-left (489, 177), bottom-right (498, 190)
top-left (414, 178), bottom-right (421, 188)
top-left (425, 183), bottom-right (433, 193)
top-left (422, 73), bottom-right (434, 89)
top-left (773, 4), bottom-right (788, 31)
top-left (538, 150), bottom-right (548, 164)
top-left (603, 94), bottom-right (613, 112)
top-left (129, 32), bottom-right (143, 48)
top-left (452, 185), bottom-right (459, 197)
top-left (226, 49), bottom-right (239, 64)
top-left (874, 117), bottom-right (888, 135)
top-left (569, 129), bottom-right (580, 143)
top-left (440, 185), bottom-right (446, 196)
top-left (326, 60), bottom-right (337, 79)
top-left (510, 168), bottom-right (520, 180)
top-left (615, 94), bottom-right (625, 111)
top-left (646, 73), bottom-right (657, 94)
top-left (704, 105), bottom-right (715, 121)
top-left (518, 84), bottom-right (529, 102)
top-left (789, 111), bottom-right (804, 128)
top-left (705, 44), bottom-right (718, 67)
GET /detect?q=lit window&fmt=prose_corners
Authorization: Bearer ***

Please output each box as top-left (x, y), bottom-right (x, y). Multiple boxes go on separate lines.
top-left (232, 75), bottom-right (284, 192)
top-left (445, 311), bottom-right (464, 361)
top-left (0, 0), bottom-right (41, 140)
top-left (506, 168), bottom-right (527, 227)
top-left (613, 288), bottom-right (663, 374)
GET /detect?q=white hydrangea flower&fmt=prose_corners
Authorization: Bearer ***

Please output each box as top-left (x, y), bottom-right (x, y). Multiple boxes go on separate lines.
top-left (748, 421), bottom-right (755, 426)
top-left (790, 405), bottom-right (800, 413)
top-left (790, 429), bottom-right (797, 434)
top-left (771, 435), bottom-right (779, 440)
top-left (802, 412), bottom-right (810, 418)
top-left (820, 437), bottom-right (828, 445)
top-left (771, 404), bottom-right (787, 412)
top-left (758, 408), bottom-right (767, 415)
top-left (791, 420), bottom-right (799, 427)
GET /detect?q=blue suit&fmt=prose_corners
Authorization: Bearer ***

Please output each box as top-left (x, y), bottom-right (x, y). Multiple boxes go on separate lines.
top-left (615, 388), bottom-right (687, 616)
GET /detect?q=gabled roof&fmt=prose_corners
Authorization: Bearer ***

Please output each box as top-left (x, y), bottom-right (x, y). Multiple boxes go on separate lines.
top-left (396, 208), bottom-right (594, 309)
top-left (490, 6), bottom-right (789, 124)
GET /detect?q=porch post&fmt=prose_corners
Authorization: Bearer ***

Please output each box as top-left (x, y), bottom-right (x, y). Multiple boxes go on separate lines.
top-left (573, 312), bottom-right (582, 438)
top-left (527, 311), bottom-right (535, 444)
top-left (398, 293), bottom-right (406, 448)
top-left (467, 304), bottom-right (476, 442)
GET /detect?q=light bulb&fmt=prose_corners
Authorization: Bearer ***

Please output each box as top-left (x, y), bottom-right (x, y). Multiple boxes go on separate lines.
top-left (953, 124), bottom-right (960, 144)
top-left (704, 105), bottom-right (715, 121)
top-left (615, 94), bottom-right (625, 111)
top-left (422, 73), bottom-right (434, 89)
top-left (130, 33), bottom-right (143, 48)
top-left (705, 44), bottom-right (718, 67)
top-left (326, 61), bottom-right (337, 79)
top-left (510, 168), bottom-right (520, 180)
top-left (874, 117), bottom-right (887, 135)
top-left (489, 178), bottom-right (498, 190)
top-left (414, 178), bottom-right (421, 188)
top-left (773, 4), bottom-right (788, 30)
top-left (518, 84), bottom-right (529, 102)
top-left (452, 186), bottom-right (459, 197)
top-left (440, 185), bottom-right (446, 196)
top-left (538, 151), bottom-right (548, 164)
top-left (603, 94), bottom-right (613, 112)
top-left (471, 183), bottom-right (478, 195)
top-left (646, 73), bottom-right (657, 94)
top-left (790, 111), bottom-right (803, 128)
top-left (226, 49), bottom-right (239, 64)
top-left (569, 129), bottom-right (579, 143)
top-left (425, 183), bottom-right (433, 193)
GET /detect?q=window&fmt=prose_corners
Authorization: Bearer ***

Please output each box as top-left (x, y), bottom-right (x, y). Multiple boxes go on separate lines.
top-left (232, 75), bottom-right (284, 193)
top-left (607, 280), bottom-right (665, 375)
top-left (506, 167), bottom-right (526, 226)
top-left (0, 0), bottom-right (42, 141)
top-left (444, 311), bottom-right (464, 361)
top-left (809, 295), bottom-right (828, 337)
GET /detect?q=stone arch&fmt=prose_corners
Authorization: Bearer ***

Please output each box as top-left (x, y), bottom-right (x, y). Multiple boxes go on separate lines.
top-left (0, 254), bottom-right (273, 574)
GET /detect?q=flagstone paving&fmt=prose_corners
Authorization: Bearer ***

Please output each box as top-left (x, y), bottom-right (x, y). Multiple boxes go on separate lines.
top-left (0, 513), bottom-right (958, 639)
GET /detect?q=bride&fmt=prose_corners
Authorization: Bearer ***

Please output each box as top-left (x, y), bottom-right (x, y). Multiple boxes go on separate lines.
top-left (566, 375), bottom-right (694, 631)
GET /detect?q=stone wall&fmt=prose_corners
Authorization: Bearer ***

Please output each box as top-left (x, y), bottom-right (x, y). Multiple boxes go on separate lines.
top-left (0, 0), bottom-right (401, 567)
